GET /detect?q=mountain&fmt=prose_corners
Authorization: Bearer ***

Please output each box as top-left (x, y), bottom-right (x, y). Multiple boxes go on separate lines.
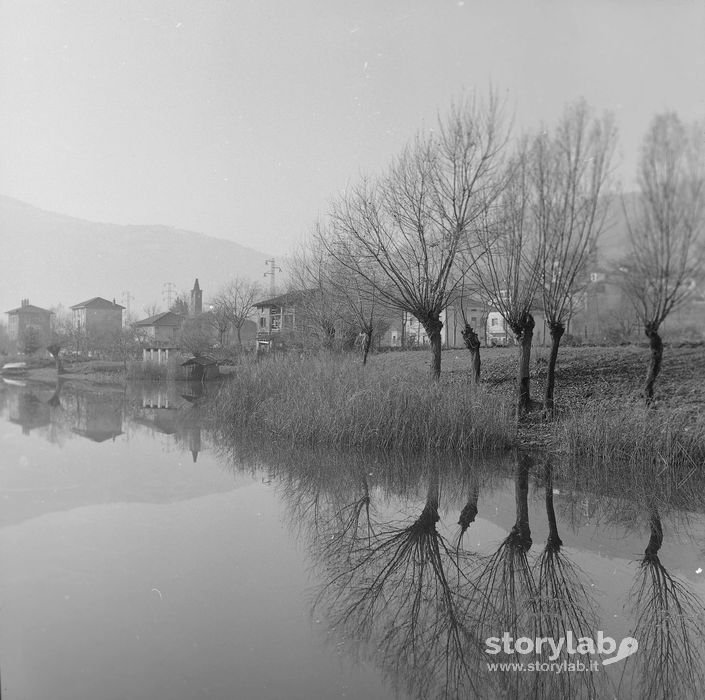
top-left (0, 193), bottom-right (633, 324)
top-left (0, 196), bottom-right (272, 320)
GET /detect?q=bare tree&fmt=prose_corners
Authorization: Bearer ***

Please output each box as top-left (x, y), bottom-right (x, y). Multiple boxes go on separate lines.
top-left (169, 292), bottom-right (190, 316)
top-left (289, 238), bottom-right (347, 350)
top-left (469, 144), bottom-right (543, 416)
top-left (142, 302), bottom-right (162, 319)
top-left (534, 100), bottom-right (617, 412)
top-left (210, 278), bottom-right (261, 346)
top-left (623, 507), bottom-right (705, 698)
top-left (621, 113), bottom-right (705, 403)
top-left (324, 93), bottom-right (508, 379)
top-left (304, 225), bottom-right (397, 363)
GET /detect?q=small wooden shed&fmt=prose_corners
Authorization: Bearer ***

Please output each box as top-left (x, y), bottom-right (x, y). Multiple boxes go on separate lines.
top-left (181, 355), bottom-right (220, 382)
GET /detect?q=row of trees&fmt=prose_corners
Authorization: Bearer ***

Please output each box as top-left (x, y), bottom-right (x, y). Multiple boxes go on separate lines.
top-left (295, 92), bottom-right (703, 413)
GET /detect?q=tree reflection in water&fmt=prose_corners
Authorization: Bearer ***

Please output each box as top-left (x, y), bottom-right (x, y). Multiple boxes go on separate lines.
top-left (313, 464), bottom-right (492, 700)
top-left (472, 451), bottom-right (536, 649)
top-left (215, 438), bottom-right (705, 699)
top-left (620, 506), bottom-right (705, 700)
top-left (532, 458), bottom-right (600, 699)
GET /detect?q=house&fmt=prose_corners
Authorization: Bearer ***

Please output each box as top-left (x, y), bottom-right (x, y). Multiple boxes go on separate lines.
top-left (255, 291), bottom-right (310, 347)
top-left (5, 299), bottom-right (53, 354)
top-left (381, 298), bottom-right (488, 349)
top-left (135, 311), bottom-right (184, 343)
top-left (486, 305), bottom-right (547, 346)
top-left (181, 355), bottom-right (220, 381)
top-left (70, 297), bottom-right (124, 347)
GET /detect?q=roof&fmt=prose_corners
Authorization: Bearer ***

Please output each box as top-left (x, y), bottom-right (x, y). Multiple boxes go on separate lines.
top-left (70, 297), bottom-right (125, 310)
top-left (135, 311), bottom-right (184, 327)
top-left (255, 289), bottom-right (316, 308)
top-left (181, 354), bottom-right (218, 366)
top-left (6, 304), bottom-right (53, 315)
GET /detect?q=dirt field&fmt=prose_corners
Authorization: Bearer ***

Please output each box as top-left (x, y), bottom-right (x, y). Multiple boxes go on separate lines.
top-left (370, 343), bottom-right (705, 411)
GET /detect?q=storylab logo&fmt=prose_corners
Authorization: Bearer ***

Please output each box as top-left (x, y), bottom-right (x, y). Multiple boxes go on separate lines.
top-left (485, 631), bottom-right (638, 668)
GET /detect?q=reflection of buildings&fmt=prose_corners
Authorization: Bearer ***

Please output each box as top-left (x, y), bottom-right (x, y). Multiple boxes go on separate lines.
top-left (133, 387), bottom-right (180, 434)
top-left (8, 390), bottom-right (51, 435)
top-left (132, 385), bottom-right (205, 462)
top-left (71, 393), bottom-right (124, 442)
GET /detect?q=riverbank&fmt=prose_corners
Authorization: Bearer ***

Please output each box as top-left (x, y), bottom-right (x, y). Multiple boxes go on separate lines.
top-left (206, 344), bottom-right (705, 464)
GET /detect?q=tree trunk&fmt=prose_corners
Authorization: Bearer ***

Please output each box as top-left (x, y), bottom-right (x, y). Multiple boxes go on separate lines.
top-left (644, 322), bottom-right (663, 404)
top-left (237, 325), bottom-right (242, 347)
top-left (511, 451), bottom-right (533, 551)
top-left (361, 328), bottom-right (372, 365)
top-left (543, 321), bottom-right (564, 414)
top-left (421, 315), bottom-right (444, 380)
top-left (543, 461), bottom-right (562, 552)
top-left (461, 324), bottom-right (481, 384)
top-left (511, 313), bottom-right (535, 417)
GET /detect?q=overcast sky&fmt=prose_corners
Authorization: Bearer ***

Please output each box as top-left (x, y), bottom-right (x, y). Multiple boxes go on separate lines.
top-left (1, 0), bottom-right (703, 255)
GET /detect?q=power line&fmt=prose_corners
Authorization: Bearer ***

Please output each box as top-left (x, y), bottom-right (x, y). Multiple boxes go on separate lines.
top-left (162, 281), bottom-right (176, 308)
top-left (264, 259), bottom-right (282, 296)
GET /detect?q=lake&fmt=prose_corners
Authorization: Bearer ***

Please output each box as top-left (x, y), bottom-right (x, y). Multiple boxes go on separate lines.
top-left (1, 379), bottom-right (704, 699)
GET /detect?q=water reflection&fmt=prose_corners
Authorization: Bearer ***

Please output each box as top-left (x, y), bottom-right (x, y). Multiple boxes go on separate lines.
top-left (620, 506), bottom-right (705, 698)
top-left (2, 381), bottom-right (705, 700)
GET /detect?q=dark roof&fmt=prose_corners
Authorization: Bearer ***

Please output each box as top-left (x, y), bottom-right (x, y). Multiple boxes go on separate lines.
top-left (70, 297), bottom-right (125, 310)
top-left (255, 290), bottom-right (315, 308)
top-left (6, 304), bottom-right (53, 315)
top-left (135, 311), bottom-right (184, 327)
top-left (181, 355), bottom-right (218, 366)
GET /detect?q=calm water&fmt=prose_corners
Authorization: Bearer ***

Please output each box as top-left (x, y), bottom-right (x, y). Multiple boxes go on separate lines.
top-left (1, 379), bottom-right (704, 700)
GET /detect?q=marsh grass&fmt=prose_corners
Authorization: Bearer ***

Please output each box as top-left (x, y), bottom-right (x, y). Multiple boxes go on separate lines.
top-left (552, 403), bottom-right (705, 467)
top-left (209, 354), bottom-right (514, 453)
top-left (550, 404), bottom-right (705, 515)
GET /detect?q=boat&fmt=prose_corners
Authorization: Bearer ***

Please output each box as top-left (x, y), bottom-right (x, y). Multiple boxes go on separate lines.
top-left (0, 362), bottom-right (28, 376)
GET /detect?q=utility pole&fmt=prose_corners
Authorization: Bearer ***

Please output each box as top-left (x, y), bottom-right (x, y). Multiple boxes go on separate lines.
top-left (264, 259), bottom-right (282, 296)
top-left (162, 282), bottom-right (176, 309)
top-left (121, 291), bottom-right (134, 326)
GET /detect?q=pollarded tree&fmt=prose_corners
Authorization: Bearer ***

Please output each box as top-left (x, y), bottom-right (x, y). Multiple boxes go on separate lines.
top-left (324, 94), bottom-right (508, 379)
top-left (621, 113), bottom-right (705, 403)
top-left (533, 100), bottom-right (617, 412)
top-left (468, 143), bottom-right (543, 416)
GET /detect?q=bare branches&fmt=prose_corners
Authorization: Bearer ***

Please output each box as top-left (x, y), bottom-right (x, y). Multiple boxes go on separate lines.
top-left (622, 113), bottom-right (705, 330)
top-left (535, 99), bottom-right (617, 327)
top-left (210, 277), bottom-right (261, 346)
top-left (321, 92), bottom-right (509, 378)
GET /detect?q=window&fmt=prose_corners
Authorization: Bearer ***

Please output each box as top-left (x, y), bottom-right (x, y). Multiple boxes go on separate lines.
top-left (491, 318), bottom-right (498, 327)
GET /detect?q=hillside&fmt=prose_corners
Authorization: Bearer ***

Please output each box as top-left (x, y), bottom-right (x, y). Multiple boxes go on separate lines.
top-left (0, 196), bottom-right (272, 319)
top-left (0, 193), bottom-right (633, 323)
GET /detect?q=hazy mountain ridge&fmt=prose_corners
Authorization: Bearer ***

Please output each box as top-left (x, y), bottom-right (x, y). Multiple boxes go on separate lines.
top-left (0, 196), bottom-right (272, 319)
top-left (0, 194), bottom-right (632, 322)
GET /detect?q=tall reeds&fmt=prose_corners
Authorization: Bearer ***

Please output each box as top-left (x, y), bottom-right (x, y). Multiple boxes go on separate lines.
top-left (208, 355), bottom-right (514, 453)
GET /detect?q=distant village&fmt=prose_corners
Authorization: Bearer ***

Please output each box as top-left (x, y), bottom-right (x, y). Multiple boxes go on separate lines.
top-left (2, 266), bottom-right (704, 368)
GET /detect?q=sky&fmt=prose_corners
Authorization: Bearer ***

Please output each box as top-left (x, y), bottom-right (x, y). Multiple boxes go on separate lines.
top-left (1, 0), bottom-right (704, 256)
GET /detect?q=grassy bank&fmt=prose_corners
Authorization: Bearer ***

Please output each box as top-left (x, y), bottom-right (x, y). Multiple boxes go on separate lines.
top-left (208, 345), bottom-right (705, 462)
top-left (208, 354), bottom-right (515, 452)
